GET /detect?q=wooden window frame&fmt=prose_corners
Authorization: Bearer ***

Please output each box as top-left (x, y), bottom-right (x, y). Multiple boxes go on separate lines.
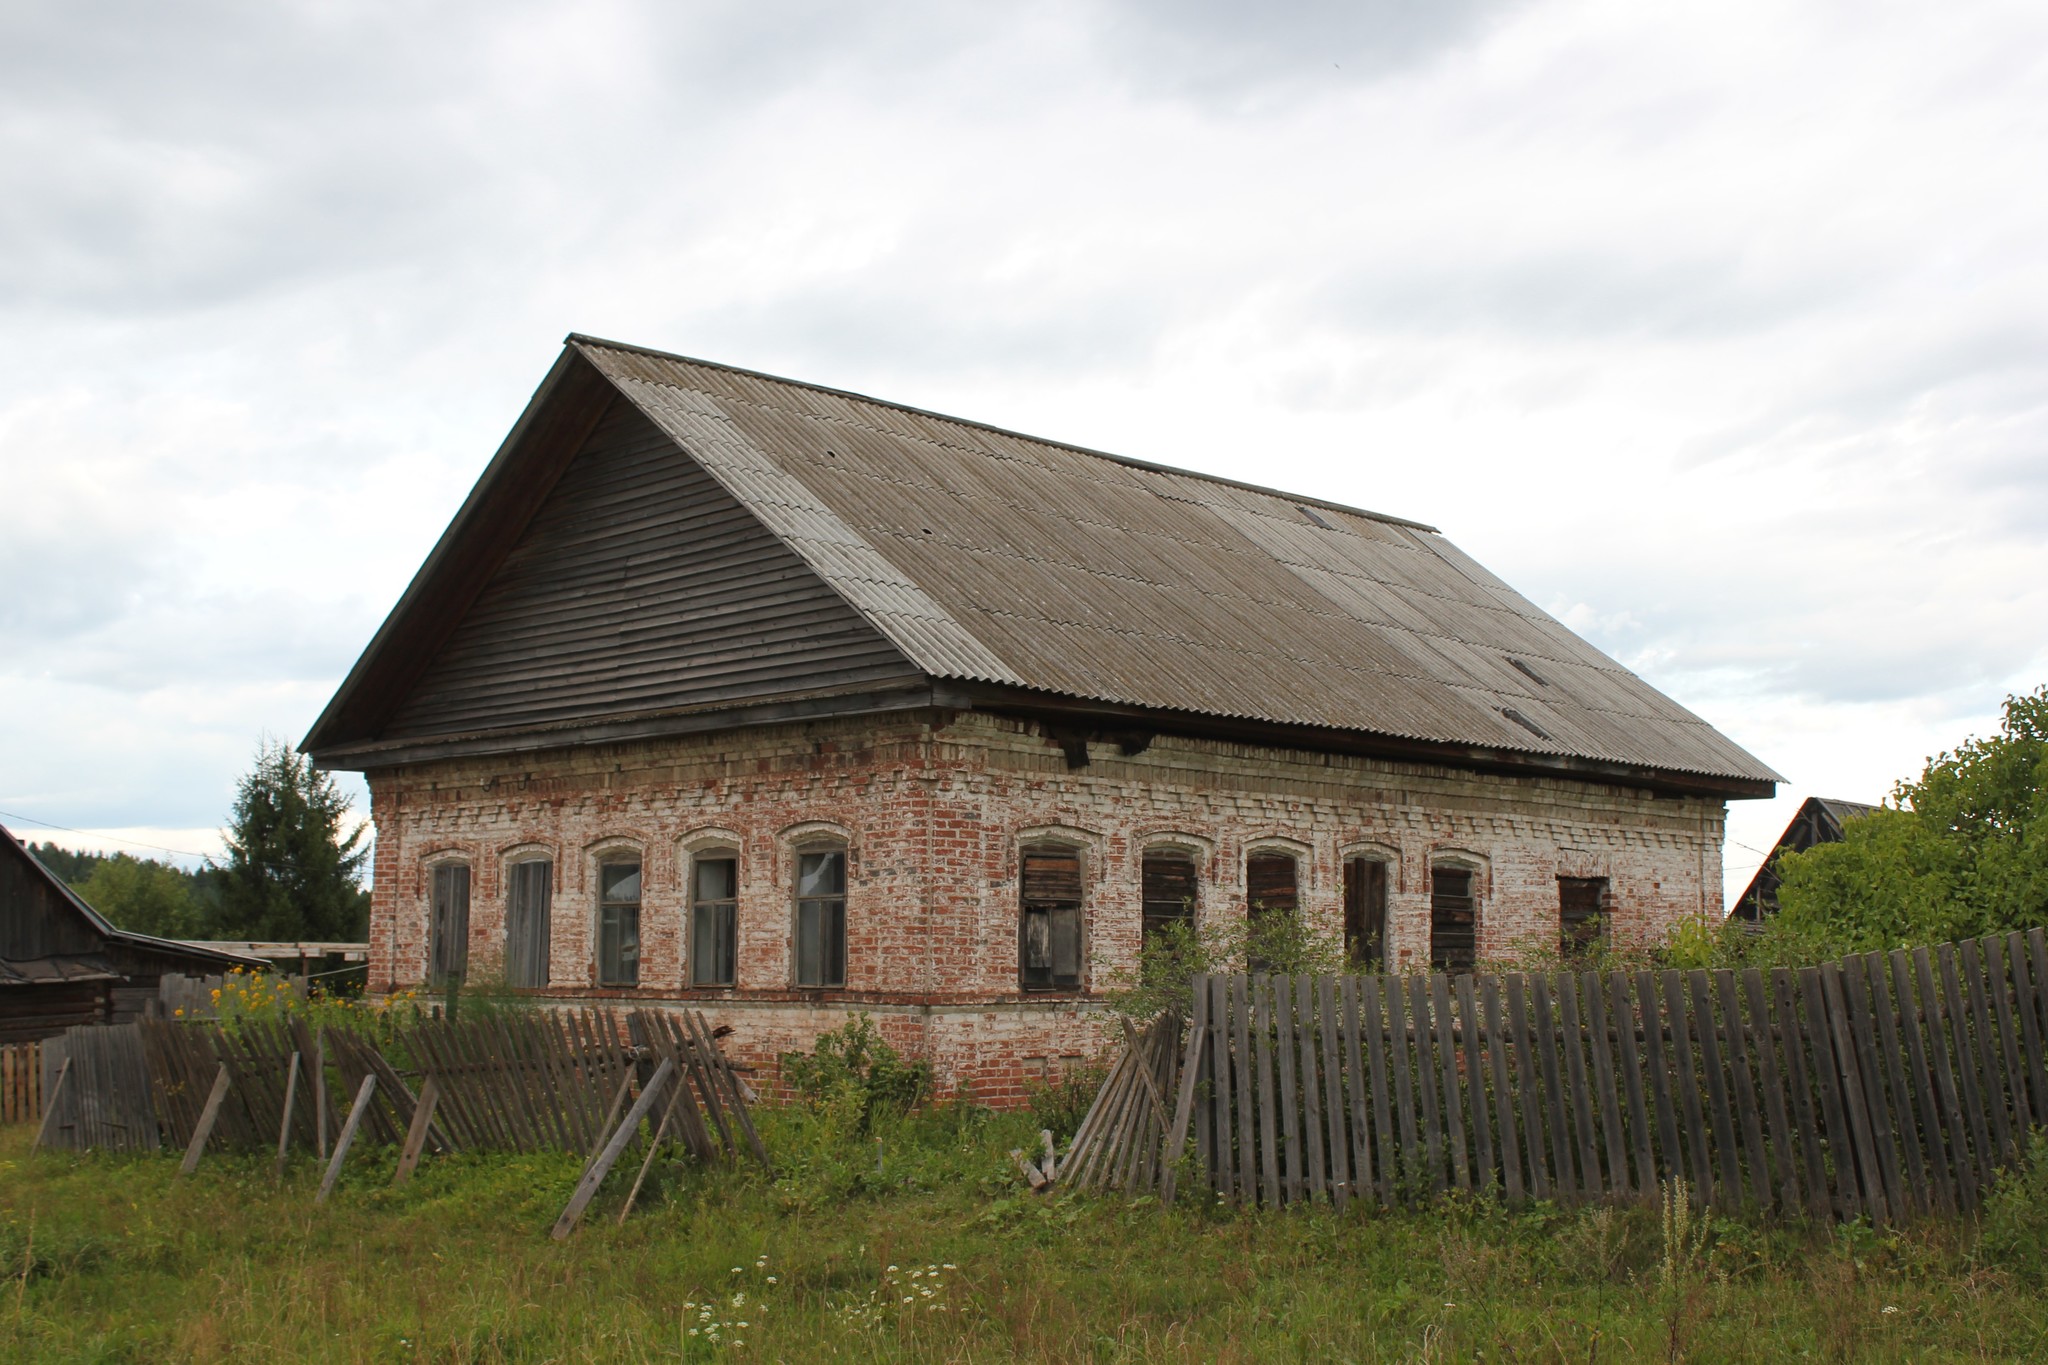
top-left (1429, 863), bottom-right (1479, 974)
top-left (428, 861), bottom-right (471, 985)
top-left (595, 856), bottom-right (643, 988)
top-left (690, 851), bottom-right (740, 988)
top-left (504, 856), bottom-right (552, 989)
top-left (1342, 855), bottom-right (1390, 969)
top-left (792, 845), bottom-right (847, 990)
top-left (1019, 843), bottom-right (1086, 993)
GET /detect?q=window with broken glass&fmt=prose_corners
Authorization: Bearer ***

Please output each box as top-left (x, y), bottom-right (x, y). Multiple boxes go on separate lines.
top-left (596, 858), bottom-right (642, 987)
top-left (691, 854), bottom-right (739, 988)
top-left (1343, 856), bottom-right (1388, 969)
top-left (793, 848), bottom-right (846, 988)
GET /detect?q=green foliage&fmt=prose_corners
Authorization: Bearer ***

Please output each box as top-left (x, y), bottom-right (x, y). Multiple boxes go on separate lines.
top-left (72, 854), bottom-right (207, 939)
top-left (1977, 1130), bottom-right (2048, 1287)
top-left (1775, 686), bottom-right (2048, 953)
top-left (1023, 1060), bottom-right (1107, 1144)
top-left (25, 841), bottom-right (106, 884)
top-left (781, 1014), bottom-right (932, 1135)
top-left (1103, 909), bottom-right (1346, 1022)
top-left (216, 738), bottom-right (370, 942)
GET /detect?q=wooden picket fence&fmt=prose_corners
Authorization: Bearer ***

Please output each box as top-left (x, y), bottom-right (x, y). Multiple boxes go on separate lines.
top-left (36, 1024), bottom-right (160, 1153)
top-left (2, 1041), bottom-right (40, 1123)
top-left (1066, 928), bottom-right (2048, 1223)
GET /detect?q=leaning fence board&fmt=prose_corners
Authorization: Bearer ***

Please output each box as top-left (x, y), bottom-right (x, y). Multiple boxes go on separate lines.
top-left (1983, 937), bottom-right (2031, 1156)
top-left (1460, 975), bottom-right (1495, 1198)
top-left (1431, 975), bottom-right (1469, 1193)
top-left (1557, 974), bottom-right (1601, 1199)
top-left (1507, 974), bottom-right (1550, 1201)
top-left (1716, 970), bottom-right (1771, 1210)
top-left (2009, 931), bottom-right (2048, 1129)
top-left (1320, 977), bottom-right (1352, 1207)
top-left (1484, 977), bottom-right (1523, 1205)
top-left (1867, 954), bottom-right (1928, 1213)
top-left (1742, 969), bottom-right (1798, 1213)
top-left (552, 1057), bottom-right (676, 1240)
top-left (1531, 975), bottom-right (1572, 1199)
top-left (1362, 976), bottom-right (1395, 1205)
top-left (1583, 972), bottom-right (1626, 1200)
top-left (1612, 973), bottom-right (1656, 1199)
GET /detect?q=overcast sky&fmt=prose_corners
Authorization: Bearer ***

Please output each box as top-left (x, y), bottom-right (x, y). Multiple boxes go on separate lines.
top-left (3, 0), bottom-right (2043, 904)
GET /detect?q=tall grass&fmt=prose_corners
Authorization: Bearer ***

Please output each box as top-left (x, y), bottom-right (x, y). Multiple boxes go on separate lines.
top-left (4, 1109), bottom-right (2047, 1362)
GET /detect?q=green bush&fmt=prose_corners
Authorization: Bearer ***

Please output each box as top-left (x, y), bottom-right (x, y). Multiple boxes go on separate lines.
top-left (780, 1013), bottom-right (931, 1135)
top-left (1977, 1130), bottom-right (2048, 1286)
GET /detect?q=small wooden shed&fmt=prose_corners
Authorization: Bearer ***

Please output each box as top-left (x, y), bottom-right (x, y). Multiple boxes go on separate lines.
top-left (0, 824), bottom-right (265, 1042)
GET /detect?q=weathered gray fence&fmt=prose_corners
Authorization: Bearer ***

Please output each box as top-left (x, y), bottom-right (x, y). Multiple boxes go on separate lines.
top-left (36, 1023), bottom-right (160, 1153)
top-left (1068, 929), bottom-right (2048, 1224)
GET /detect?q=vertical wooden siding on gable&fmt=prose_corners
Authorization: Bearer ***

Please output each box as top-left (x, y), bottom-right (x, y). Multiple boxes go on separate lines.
top-left (382, 398), bottom-right (924, 741)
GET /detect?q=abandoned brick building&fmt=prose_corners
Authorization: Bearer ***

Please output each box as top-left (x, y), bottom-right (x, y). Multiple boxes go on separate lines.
top-left (302, 335), bottom-right (1779, 1101)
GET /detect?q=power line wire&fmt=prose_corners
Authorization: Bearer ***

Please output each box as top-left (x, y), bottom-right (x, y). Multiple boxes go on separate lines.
top-left (0, 808), bottom-right (215, 861)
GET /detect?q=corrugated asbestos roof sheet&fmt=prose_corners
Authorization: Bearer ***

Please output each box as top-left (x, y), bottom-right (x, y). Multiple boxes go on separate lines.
top-left (572, 337), bottom-right (1779, 786)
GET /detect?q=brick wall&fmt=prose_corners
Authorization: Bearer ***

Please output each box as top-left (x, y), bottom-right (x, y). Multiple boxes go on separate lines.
top-left (365, 709), bottom-right (1726, 1104)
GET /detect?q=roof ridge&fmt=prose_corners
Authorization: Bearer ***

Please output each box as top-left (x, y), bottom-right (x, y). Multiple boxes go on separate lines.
top-left (565, 333), bottom-right (1438, 533)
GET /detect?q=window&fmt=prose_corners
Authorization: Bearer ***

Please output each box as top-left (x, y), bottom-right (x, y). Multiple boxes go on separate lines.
top-left (1559, 876), bottom-right (1610, 958)
top-left (1141, 851), bottom-right (1197, 944)
top-left (794, 849), bottom-right (846, 988)
top-left (429, 863), bottom-right (470, 984)
top-left (596, 858), bottom-right (642, 987)
top-left (1246, 852), bottom-right (1299, 972)
top-left (1430, 866), bottom-right (1477, 973)
top-left (505, 859), bottom-right (551, 988)
top-left (1019, 846), bottom-right (1084, 991)
top-left (1343, 857), bottom-right (1388, 968)
top-left (691, 855), bottom-right (739, 988)
top-left (1246, 853), bottom-right (1298, 921)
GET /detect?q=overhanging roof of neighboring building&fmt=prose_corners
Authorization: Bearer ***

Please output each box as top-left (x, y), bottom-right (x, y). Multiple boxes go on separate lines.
top-left (0, 824), bottom-right (270, 980)
top-left (303, 336), bottom-right (1780, 797)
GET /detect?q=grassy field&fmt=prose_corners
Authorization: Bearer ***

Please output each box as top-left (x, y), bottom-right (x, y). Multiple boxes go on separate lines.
top-left (4, 1107), bottom-right (2047, 1364)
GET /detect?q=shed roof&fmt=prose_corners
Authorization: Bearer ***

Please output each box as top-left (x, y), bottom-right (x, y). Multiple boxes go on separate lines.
top-left (304, 337), bottom-right (1779, 795)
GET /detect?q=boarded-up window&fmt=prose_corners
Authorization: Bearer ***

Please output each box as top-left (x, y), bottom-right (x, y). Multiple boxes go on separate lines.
top-left (1247, 853), bottom-right (1298, 919)
top-left (1141, 852), bottom-right (1197, 943)
top-left (692, 855), bottom-right (739, 987)
top-left (505, 860), bottom-right (551, 989)
top-left (597, 859), bottom-right (641, 987)
top-left (1020, 847), bottom-right (1084, 991)
top-left (1559, 876), bottom-right (1609, 957)
top-left (794, 849), bottom-right (846, 988)
top-left (429, 863), bottom-right (470, 984)
top-left (1430, 866), bottom-right (1476, 973)
top-left (1343, 857), bottom-right (1388, 968)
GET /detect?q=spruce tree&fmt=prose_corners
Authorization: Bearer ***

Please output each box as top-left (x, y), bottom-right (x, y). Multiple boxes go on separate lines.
top-left (216, 739), bottom-right (369, 940)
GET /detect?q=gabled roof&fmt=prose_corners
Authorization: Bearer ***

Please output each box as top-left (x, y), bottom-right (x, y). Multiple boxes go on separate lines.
top-left (0, 824), bottom-right (268, 978)
top-left (304, 336), bottom-right (1779, 796)
top-left (1730, 796), bottom-right (1879, 919)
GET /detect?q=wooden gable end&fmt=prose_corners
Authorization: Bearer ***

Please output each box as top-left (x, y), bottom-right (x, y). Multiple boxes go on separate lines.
top-left (380, 396), bottom-right (924, 744)
top-left (0, 836), bottom-right (101, 961)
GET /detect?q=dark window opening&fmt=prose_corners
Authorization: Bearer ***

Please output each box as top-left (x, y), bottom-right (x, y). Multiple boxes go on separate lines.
top-left (794, 849), bottom-right (846, 988)
top-left (1020, 847), bottom-right (1084, 991)
top-left (1247, 852), bottom-right (1299, 972)
top-left (1560, 876), bottom-right (1610, 958)
top-left (505, 860), bottom-right (551, 989)
top-left (1141, 852), bottom-right (1197, 944)
top-left (597, 858), bottom-right (642, 987)
top-left (691, 855), bottom-right (739, 987)
top-left (1343, 857), bottom-right (1388, 968)
top-left (1430, 866), bottom-right (1477, 973)
top-left (429, 863), bottom-right (470, 985)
